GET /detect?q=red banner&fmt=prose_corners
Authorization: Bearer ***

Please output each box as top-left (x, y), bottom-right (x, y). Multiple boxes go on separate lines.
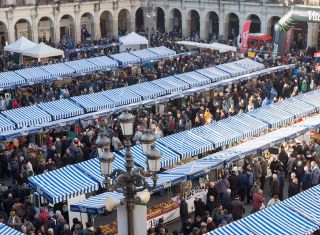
top-left (241, 20), bottom-right (251, 53)
top-left (285, 29), bottom-right (293, 52)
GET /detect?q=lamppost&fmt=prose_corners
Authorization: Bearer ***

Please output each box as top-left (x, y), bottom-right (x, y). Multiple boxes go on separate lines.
top-left (140, 0), bottom-right (154, 48)
top-left (97, 109), bottom-right (161, 235)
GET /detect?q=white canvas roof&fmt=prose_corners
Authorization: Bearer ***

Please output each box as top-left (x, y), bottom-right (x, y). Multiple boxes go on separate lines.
top-left (176, 41), bottom-right (237, 53)
top-left (119, 32), bottom-right (148, 46)
top-left (21, 42), bottom-right (64, 59)
top-left (4, 36), bottom-right (37, 53)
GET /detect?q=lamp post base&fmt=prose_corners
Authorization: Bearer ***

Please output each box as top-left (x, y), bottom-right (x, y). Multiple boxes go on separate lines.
top-left (117, 204), bottom-right (148, 235)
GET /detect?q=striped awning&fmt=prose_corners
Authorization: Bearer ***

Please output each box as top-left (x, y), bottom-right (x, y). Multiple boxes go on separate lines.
top-left (70, 192), bottom-right (124, 215)
top-left (0, 114), bottom-right (15, 132)
top-left (120, 143), bottom-right (180, 170)
top-left (71, 93), bottom-right (115, 112)
top-left (233, 113), bottom-right (268, 134)
top-left (234, 58), bottom-right (265, 72)
top-left (0, 72), bottom-right (27, 89)
top-left (271, 99), bottom-right (316, 118)
top-left (0, 223), bottom-right (24, 235)
top-left (28, 165), bottom-right (100, 204)
top-left (218, 62), bottom-right (249, 76)
top-left (163, 158), bottom-right (223, 180)
top-left (195, 69), bottom-right (223, 82)
top-left (102, 87), bottom-right (142, 106)
top-left (202, 149), bottom-right (247, 163)
top-left (294, 114), bottom-right (320, 130)
top-left (75, 153), bottom-right (127, 187)
top-left (41, 63), bottom-right (75, 78)
top-left (153, 76), bottom-right (190, 91)
top-left (3, 106), bottom-right (52, 128)
top-left (294, 93), bottom-right (320, 111)
top-left (15, 67), bottom-right (52, 84)
top-left (147, 46), bottom-right (176, 57)
top-left (86, 56), bottom-right (118, 70)
top-left (239, 204), bottom-right (318, 235)
top-left (64, 59), bottom-right (98, 73)
top-left (206, 220), bottom-right (254, 235)
top-left (146, 173), bottom-right (187, 193)
top-left (130, 49), bottom-right (160, 62)
top-left (174, 72), bottom-right (211, 88)
top-left (38, 99), bottom-right (84, 120)
top-left (205, 67), bottom-right (231, 79)
top-left (110, 52), bottom-right (141, 65)
top-left (157, 131), bottom-right (214, 159)
top-left (128, 82), bottom-right (167, 100)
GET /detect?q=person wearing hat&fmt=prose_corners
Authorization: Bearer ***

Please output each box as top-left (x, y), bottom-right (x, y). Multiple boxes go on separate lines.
top-left (192, 227), bottom-right (199, 235)
top-left (198, 222), bottom-right (208, 235)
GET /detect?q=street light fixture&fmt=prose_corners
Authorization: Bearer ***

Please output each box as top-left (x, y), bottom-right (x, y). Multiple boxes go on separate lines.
top-left (140, 129), bottom-right (155, 154)
top-left (97, 108), bottom-right (161, 235)
top-left (140, 0), bottom-right (154, 48)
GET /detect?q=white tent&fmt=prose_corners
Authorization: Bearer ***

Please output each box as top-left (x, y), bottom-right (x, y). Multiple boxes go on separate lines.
top-left (176, 41), bottom-right (237, 53)
top-left (21, 42), bottom-right (64, 59)
top-left (119, 32), bottom-right (148, 52)
top-left (4, 36), bottom-right (37, 53)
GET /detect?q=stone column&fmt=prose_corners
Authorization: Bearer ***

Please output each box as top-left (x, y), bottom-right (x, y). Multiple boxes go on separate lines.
top-left (307, 22), bottom-right (314, 47)
top-left (113, 18), bottom-right (118, 37)
top-left (200, 16), bottom-right (208, 41)
top-left (31, 15), bottom-right (39, 43)
top-left (182, 13), bottom-right (188, 37)
top-left (74, 4), bottom-right (81, 42)
top-left (219, 12), bottom-right (225, 40)
top-left (94, 15), bottom-right (101, 39)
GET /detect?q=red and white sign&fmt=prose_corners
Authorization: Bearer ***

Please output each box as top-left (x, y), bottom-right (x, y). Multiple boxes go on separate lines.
top-left (314, 52), bottom-right (320, 58)
top-left (241, 20), bottom-right (251, 53)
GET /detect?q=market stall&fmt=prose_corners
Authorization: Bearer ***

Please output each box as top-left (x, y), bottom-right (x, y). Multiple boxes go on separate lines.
top-left (147, 46), bottom-right (176, 58)
top-left (4, 36), bottom-right (37, 53)
top-left (119, 32), bottom-right (148, 52)
top-left (128, 82), bottom-right (167, 100)
top-left (71, 93), bottom-right (115, 112)
top-left (174, 72), bottom-right (212, 88)
top-left (64, 59), bottom-right (98, 74)
top-left (0, 71), bottom-right (28, 90)
top-left (86, 56), bottom-right (119, 71)
top-left (151, 76), bottom-right (190, 92)
top-left (109, 52), bottom-right (141, 66)
top-left (15, 66), bottom-right (53, 84)
top-left (21, 42), bottom-right (64, 61)
top-left (129, 48), bottom-right (160, 62)
top-left (0, 223), bottom-right (25, 235)
top-left (41, 63), bottom-right (76, 80)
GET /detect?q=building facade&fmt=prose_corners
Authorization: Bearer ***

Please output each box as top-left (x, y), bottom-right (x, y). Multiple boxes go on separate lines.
top-left (0, 0), bottom-right (319, 49)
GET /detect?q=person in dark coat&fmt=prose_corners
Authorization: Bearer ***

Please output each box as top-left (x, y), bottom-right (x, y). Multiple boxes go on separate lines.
top-left (221, 189), bottom-right (231, 212)
top-left (180, 198), bottom-right (188, 232)
top-left (194, 197), bottom-right (206, 219)
top-left (288, 178), bottom-right (300, 197)
top-left (206, 182), bottom-right (219, 201)
top-left (206, 196), bottom-right (218, 215)
top-left (278, 146), bottom-right (289, 175)
top-left (229, 196), bottom-right (245, 221)
top-left (270, 174), bottom-right (280, 197)
top-left (183, 216), bottom-right (193, 235)
top-left (228, 170), bottom-right (239, 199)
top-left (259, 157), bottom-right (268, 190)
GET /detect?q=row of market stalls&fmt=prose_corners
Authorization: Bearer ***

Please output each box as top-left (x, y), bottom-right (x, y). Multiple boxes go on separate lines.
top-left (0, 223), bottom-right (24, 235)
top-left (0, 59), bottom-right (290, 140)
top-left (0, 44), bottom-right (177, 90)
top-left (207, 184), bottom-right (320, 235)
top-left (25, 88), bottom-right (320, 227)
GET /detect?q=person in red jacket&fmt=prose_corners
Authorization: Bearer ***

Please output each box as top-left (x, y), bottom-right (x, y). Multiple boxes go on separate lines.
top-left (12, 99), bottom-right (20, 109)
top-left (252, 189), bottom-right (265, 213)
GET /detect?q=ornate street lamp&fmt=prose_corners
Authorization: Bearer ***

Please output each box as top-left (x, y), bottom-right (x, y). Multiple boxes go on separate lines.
top-left (97, 108), bottom-right (161, 235)
top-left (140, 129), bottom-right (155, 154)
top-left (140, 0), bottom-right (155, 48)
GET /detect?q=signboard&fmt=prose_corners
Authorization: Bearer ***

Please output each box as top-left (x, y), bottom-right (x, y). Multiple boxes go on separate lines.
top-left (241, 20), bottom-right (252, 53)
top-left (314, 52), bottom-right (320, 57)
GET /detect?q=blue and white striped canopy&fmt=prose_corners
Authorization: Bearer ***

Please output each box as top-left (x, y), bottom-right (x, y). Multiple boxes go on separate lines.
top-left (147, 173), bottom-right (187, 193)
top-left (233, 113), bottom-right (268, 134)
top-left (202, 149), bottom-right (248, 163)
top-left (75, 154), bottom-right (127, 187)
top-left (294, 93), bottom-right (320, 111)
top-left (239, 204), bottom-right (318, 235)
top-left (205, 67), bottom-right (231, 79)
top-left (271, 99), bottom-right (316, 118)
top-left (38, 99), bottom-right (84, 120)
top-left (151, 78), bottom-right (183, 93)
top-left (102, 87), bottom-right (142, 106)
top-left (120, 143), bottom-right (180, 170)
top-left (41, 63), bottom-right (75, 79)
top-left (15, 67), bottom-right (52, 84)
top-left (110, 52), bottom-right (141, 65)
top-left (153, 76), bottom-right (190, 92)
top-left (64, 59), bottom-right (98, 73)
top-left (282, 185), bottom-right (320, 224)
top-left (164, 159), bottom-right (223, 180)
top-left (234, 58), bottom-right (265, 72)
top-left (191, 124), bottom-right (238, 149)
top-left (0, 72), bottom-right (27, 89)
top-left (0, 223), bottom-right (24, 235)
top-left (248, 106), bottom-right (293, 128)
top-left (71, 93), bottom-right (115, 112)
top-left (294, 114), bottom-right (320, 130)
top-left (70, 192), bottom-right (124, 215)
top-left (147, 46), bottom-right (176, 57)
top-left (263, 125), bottom-right (308, 143)
top-left (216, 63), bottom-right (246, 76)
top-left (130, 49), bottom-right (160, 62)
top-left (174, 72), bottom-right (210, 88)
top-left (29, 165), bottom-right (100, 204)
top-left (215, 117), bottom-right (253, 139)
top-left (195, 69), bottom-right (223, 82)
top-left (158, 131), bottom-right (214, 159)
top-left (3, 106), bottom-right (52, 128)
top-left (0, 114), bottom-right (15, 132)
top-left (207, 122), bottom-right (243, 144)
top-left (206, 220), bottom-right (254, 235)
top-left (86, 56), bottom-right (118, 70)
top-left (128, 82), bottom-right (167, 100)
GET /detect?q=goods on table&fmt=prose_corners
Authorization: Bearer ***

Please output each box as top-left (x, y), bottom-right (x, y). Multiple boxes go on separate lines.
top-left (99, 221), bottom-right (117, 235)
top-left (147, 199), bottom-right (180, 220)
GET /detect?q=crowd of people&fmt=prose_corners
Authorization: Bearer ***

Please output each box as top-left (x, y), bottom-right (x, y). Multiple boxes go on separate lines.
top-left (0, 29), bottom-right (320, 234)
top-left (149, 140), bottom-right (320, 235)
